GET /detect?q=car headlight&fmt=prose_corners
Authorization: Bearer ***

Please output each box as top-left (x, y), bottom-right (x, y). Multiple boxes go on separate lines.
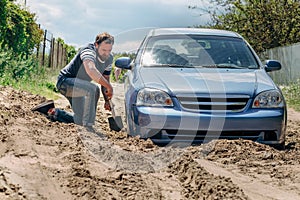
top-left (136, 88), bottom-right (174, 107)
top-left (252, 90), bottom-right (284, 108)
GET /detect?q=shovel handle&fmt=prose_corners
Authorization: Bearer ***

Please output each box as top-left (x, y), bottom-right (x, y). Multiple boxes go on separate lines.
top-left (108, 100), bottom-right (116, 117)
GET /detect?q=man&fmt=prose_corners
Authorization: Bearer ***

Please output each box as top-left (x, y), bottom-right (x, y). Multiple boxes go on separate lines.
top-left (33, 32), bottom-right (115, 132)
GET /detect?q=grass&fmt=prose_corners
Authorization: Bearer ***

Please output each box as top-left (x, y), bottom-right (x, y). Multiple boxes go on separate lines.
top-left (281, 80), bottom-right (300, 111)
top-left (2, 68), bottom-right (61, 100)
top-left (0, 48), bottom-right (61, 100)
top-left (12, 68), bottom-right (61, 100)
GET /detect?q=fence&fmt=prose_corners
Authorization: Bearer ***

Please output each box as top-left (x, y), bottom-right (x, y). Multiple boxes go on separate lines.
top-left (262, 43), bottom-right (300, 85)
top-left (36, 28), bottom-right (67, 69)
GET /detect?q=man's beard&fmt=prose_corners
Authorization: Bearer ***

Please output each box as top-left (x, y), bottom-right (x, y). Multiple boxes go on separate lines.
top-left (96, 48), bottom-right (109, 62)
top-left (99, 54), bottom-right (108, 61)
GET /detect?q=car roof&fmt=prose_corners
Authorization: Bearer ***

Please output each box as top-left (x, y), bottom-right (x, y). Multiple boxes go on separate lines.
top-left (146, 28), bottom-right (242, 38)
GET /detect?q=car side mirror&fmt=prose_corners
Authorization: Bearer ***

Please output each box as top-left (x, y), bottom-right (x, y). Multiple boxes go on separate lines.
top-left (115, 57), bottom-right (132, 70)
top-left (264, 60), bottom-right (281, 72)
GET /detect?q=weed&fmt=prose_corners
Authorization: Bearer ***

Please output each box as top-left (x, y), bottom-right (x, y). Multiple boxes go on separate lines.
top-left (0, 48), bottom-right (60, 99)
top-left (281, 79), bottom-right (300, 111)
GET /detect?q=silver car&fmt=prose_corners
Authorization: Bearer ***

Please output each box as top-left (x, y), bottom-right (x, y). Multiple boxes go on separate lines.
top-left (115, 28), bottom-right (287, 149)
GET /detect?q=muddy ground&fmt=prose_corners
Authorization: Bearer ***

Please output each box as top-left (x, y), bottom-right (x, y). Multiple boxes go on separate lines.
top-left (0, 83), bottom-right (300, 200)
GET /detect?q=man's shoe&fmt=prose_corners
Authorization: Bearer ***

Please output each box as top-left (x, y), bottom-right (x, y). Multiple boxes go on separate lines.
top-left (31, 100), bottom-right (55, 115)
top-left (84, 126), bottom-right (96, 133)
top-left (47, 108), bottom-right (58, 121)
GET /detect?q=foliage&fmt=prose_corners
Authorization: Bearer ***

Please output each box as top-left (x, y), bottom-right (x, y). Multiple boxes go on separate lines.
top-left (66, 45), bottom-right (77, 63)
top-left (0, 0), bottom-right (43, 56)
top-left (113, 52), bottom-right (136, 60)
top-left (191, 0), bottom-right (300, 53)
top-left (282, 80), bottom-right (300, 111)
top-left (0, 0), bottom-right (8, 41)
top-left (0, 47), bottom-right (59, 98)
top-left (0, 47), bottom-right (35, 83)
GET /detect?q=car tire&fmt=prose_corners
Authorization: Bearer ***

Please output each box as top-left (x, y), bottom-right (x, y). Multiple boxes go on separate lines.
top-left (126, 115), bottom-right (134, 136)
top-left (270, 142), bottom-right (285, 150)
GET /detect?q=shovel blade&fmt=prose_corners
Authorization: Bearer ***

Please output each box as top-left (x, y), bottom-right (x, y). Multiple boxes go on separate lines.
top-left (108, 116), bottom-right (123, 132)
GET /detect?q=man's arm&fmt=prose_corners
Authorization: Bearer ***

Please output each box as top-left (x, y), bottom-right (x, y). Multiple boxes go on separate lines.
top-left (101, 74), bottom-right (111, 111)
top-left (83, 59), bottom-right (113, 100)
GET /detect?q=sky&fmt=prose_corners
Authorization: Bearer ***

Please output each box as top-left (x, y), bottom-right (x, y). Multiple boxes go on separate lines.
top-left (18, 0), bottom-right (210, 53)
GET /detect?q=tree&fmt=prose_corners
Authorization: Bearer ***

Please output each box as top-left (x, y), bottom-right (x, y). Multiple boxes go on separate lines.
top-left (0, 0), bottom-right (43, 56)
top-left (0, 0), bottom-right (8, 43)
top-left (191, 0), bottom-right (300, 53)
top-left (66, 45), bottom-right (77, 63)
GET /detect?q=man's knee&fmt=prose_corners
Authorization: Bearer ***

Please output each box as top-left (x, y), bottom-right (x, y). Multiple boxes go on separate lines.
top-left (90, 84), bottom-right (100, 99)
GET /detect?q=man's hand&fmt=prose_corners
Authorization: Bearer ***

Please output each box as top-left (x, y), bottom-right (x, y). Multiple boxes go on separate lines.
top-left (114, 68), bottom-right (122, 81)
top-left (105, 85), bottom-right (113, 100)
top-left (104, 101), bottom-right (111, 111)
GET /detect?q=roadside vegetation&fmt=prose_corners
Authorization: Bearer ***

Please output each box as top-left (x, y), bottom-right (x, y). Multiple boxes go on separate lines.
top-left (0, 0), bottom-right (73, 99)
top-left (191, 0), bottom-right (300, 53)
top-left (282, 80), bottom-right (300, 111)
top-left (0, 47), bottom-right (60, 99)
top-left (0, 0), bottom-right (58, 98)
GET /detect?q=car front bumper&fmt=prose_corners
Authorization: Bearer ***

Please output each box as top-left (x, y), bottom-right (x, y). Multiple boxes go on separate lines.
top-left (130, 106), bottom-right (286, 145)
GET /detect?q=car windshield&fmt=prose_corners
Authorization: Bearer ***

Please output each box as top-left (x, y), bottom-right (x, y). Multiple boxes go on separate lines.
top-left (141, 35), bottom-right (259, 69)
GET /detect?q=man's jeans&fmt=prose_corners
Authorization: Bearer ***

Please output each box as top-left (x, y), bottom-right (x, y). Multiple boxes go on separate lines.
top-left (56, 75), bottom-right (100, 126)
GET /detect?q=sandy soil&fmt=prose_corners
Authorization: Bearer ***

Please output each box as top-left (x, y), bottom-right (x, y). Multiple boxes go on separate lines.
top-left (0, 83), bottom-right (300, 200)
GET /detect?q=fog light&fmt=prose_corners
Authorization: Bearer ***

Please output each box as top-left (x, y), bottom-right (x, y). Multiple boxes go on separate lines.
top-left (138, 113), bottom-right (151, 126)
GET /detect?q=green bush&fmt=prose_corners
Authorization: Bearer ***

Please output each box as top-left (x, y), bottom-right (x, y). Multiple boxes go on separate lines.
top-left (0, 48), bottom-right (38, 84)
top-left (0, 48), bottom-right (59, 99)
top-left (0, 1), bottom-right (43, 57)
top-left (282, 80), bottom-right (300, 111)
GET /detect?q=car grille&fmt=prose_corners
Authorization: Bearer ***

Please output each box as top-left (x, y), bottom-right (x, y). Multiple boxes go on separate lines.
top-left (163, 130), bottom-right (262, 141)
top-left (150, 129), bottom-right (278, 144)
top-left (177, 94), bottom-right (250, 112)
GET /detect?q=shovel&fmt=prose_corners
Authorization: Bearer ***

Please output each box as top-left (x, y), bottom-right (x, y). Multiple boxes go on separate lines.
top-left (108, 100), bottom-right (124, 132)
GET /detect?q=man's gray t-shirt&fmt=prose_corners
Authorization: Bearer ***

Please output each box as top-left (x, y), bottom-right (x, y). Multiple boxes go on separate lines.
top-left (59, 43), bottom-right (112, 81)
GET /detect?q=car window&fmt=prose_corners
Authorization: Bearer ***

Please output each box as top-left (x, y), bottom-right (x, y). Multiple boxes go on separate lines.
top-left (141, 35), bottom-right (259, 68)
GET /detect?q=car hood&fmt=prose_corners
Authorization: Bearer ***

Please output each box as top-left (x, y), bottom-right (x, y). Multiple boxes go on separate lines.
top-left (138, 67), bottom-right (276, 96)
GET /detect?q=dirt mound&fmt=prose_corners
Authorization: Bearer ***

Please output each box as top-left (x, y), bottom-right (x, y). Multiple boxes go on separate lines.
top-left (0, 84), bottom-right (300, 200)
top-left (167, 153), bottom-right (248, 199)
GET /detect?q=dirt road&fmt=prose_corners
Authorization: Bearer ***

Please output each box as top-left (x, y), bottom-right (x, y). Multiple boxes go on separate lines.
top-left (0, 83), bottom-right (299, 200)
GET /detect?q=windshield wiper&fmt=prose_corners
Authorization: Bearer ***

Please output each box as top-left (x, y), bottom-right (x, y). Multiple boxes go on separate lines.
top-left (200, 64), bottom-right (245, 69)
top-left (215, 64), bottom-right (245, 69)
top-left (145, 64), bottom-right (194, 68)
